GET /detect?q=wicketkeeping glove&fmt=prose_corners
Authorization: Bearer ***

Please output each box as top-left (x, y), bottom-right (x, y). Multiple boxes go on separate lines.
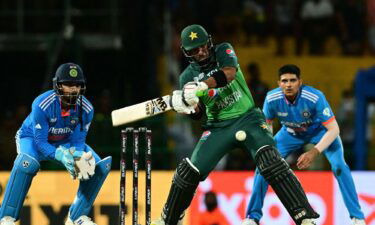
top-left (55, 146), bottom-right (84, 179)
top-left (182, 81), bottom-right (208, 106)
top-left (75, 151), bottom-right (96, 180)
top-left (170, 90), bottom-right (196, 114)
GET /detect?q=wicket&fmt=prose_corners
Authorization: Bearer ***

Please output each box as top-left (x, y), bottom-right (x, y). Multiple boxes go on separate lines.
top-left (120, 127), bottom-right (152, 225)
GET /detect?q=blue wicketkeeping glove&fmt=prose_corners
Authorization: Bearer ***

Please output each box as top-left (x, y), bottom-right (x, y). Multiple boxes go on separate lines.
top-left (55, 145), bottom-right (84, 179)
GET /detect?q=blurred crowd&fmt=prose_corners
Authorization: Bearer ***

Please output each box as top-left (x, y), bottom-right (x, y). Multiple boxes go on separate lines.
top-left (169, 0), bottom-right (375, 56)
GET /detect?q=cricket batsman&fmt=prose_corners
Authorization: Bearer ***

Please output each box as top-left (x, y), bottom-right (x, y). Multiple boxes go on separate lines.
top-left (0, 63), bottom-right (112, 225)
top-left (151, 24), bottom-right (320, 225)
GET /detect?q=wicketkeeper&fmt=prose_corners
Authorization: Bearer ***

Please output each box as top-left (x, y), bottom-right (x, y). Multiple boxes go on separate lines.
top-left (0, 63), bottom-right (112, 225)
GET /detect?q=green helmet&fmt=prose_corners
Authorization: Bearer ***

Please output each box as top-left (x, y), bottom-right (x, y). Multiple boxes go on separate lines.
top-left (180, 24), bottom-right (215, 68)
top-left (181, 24), bottom-right (210, 51)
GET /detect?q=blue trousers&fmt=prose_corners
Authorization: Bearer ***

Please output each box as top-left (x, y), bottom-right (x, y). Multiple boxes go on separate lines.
top-left (246, 129), bottom-right (365, 221)
top-left (0, 137), bottom-right (103, 220)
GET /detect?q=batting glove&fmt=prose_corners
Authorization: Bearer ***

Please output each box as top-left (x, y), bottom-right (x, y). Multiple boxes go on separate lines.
top-left (170, 90), bottom-right (196, 114)
top-left (182, 81), bottom-right (208, 106)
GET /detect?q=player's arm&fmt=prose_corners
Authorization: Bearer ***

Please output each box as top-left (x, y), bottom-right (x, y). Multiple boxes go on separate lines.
top-left (202, 66), bottom-right (236, 88)
top-left (297, 92), bottom-right (338, 169)
top-left (315, 118), bottom-right (340, 152)
top-left (32, 104), bottom-right (58, 159)
top-left (70, 109), bottom-right (94, 151)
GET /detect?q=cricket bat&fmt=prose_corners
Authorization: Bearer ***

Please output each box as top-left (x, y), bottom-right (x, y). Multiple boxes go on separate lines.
top-left (111, 95), bottom-right (172, 126)
top-left (111, 90), bottom-right (206, 127)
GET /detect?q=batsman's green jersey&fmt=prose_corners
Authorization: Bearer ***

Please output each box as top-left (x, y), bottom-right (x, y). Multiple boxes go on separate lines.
top-left (179, 42), bottom-right (276, 178)
top-left (180, 43), bottom-right (255, 123)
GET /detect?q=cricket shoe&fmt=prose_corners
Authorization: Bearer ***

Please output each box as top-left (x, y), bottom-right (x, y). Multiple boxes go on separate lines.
top-left (352, 218), bottom-right (366, 225)
top-left (0, 216), bottom-right (15, 225)
top-left (241, 218), bottom-right (259, 225)
top-left (301, 219), bottom-right (317, 225)
top-left (150, 218), bottom-right (183, 225)
top-left (65, 215), bottom-right (97, 225)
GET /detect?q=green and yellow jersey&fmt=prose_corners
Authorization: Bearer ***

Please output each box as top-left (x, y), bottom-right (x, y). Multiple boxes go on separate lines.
top-left (179, 43), bottom-right (255, 123)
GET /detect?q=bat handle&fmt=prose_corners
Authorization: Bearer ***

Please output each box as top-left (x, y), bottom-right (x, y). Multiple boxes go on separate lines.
top-left (196, 90), bottom-right (205, 97)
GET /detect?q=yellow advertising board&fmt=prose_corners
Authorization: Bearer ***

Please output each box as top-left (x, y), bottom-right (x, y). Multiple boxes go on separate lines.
top-left (0, 171), bottom-right (179, 225)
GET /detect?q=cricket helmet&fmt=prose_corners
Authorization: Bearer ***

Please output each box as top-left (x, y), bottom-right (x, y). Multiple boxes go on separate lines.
top-left (180, 24), bottom-right (215, 68)
top-left (53, 62), bottom-right (86, 106)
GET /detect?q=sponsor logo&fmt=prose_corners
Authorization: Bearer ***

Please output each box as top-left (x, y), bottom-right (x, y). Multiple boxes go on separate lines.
top-left (208, 89), bottom-right (219, 98)
top-left (277, 112), bottom-right (288, 117)
top-left (85, 122), bottom-right (91, 131)
top-left (48, 127), bottom-right (72, 135)
top-left (226, 48), bottom-right (236, 57)
top-left (22, 160), bottom-right (30, 168)
top-left (49, 118), bottom-right (57, 123)
top-left (200, 131), bottom-right (211, 140)
top-left (35, 124), bottom-right (42, 129)
top-left (146, 97), bottom-right (168, 116)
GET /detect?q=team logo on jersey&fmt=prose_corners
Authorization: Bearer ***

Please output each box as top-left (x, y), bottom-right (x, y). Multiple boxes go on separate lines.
top-left (71, 119), bottom-right (76, 124)
top-left (200, 131), bottom-right (211, 141)
top-left (22, 160), bottom-right (30, 168)
top-left (323, 107), bottom-right (331, 117)
top-left (189, 31), bottom-right (198, 40)
top-left (69, 68), bottom-right (78, 77)
top-left (302, 111), bottom-right (311, 118)
top-left (35, 124), bottom-right (42, 129)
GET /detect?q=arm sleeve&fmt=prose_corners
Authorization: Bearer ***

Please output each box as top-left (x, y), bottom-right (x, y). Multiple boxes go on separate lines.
top-left (69, 109), bottom-right (94, 151)
top-left (216, 43), bottom-right (238, 68)
top-left (32, 104), bottom-right (57, 159)
top-left (262, 99), bottom-right (275, 120)
top-left (315, 92), bottom-right (335, 125)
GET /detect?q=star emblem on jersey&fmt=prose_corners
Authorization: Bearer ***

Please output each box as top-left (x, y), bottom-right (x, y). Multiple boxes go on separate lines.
top-left (69, 68), bottom-right (78, 77)
top-left (189, 31), bottom-right (198, 41)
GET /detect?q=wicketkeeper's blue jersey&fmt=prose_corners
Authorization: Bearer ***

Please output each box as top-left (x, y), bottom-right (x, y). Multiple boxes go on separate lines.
top-left (16, 90), bottom-right (94, 159)
top-left (263, 85), bottom-right (335, 136)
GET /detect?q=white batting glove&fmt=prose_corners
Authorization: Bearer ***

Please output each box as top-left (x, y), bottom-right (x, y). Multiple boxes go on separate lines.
top-left (74, 151), bottom-right (96, 180)
top-left (183, 81), bottom-right (208, 106)
top-left (170, 90), bottom-right (196, 114)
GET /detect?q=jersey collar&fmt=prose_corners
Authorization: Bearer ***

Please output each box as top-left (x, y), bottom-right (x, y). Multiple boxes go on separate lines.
top-left (283, 85), bottom-right (303, 105)
top-left (59, 98), bottom-right (78, 117)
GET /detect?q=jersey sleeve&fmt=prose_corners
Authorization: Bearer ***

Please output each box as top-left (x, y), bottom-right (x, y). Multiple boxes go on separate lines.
top-left (69, 107), bottom-right (94, 151)
top-left (32, 103), bottom-right (57, 159)
top-left (262, 98), bottom-right (275, 121)
top-left (216, 43), bottom-right (238, 68)
top-left (315, 92), bottom-right (335, 125)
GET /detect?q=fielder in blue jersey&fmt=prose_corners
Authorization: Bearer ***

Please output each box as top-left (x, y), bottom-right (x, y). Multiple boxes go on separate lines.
top-left (0, 63), bottom-right (112, 225)
top-left (242, 65), bottom-right (366, 225)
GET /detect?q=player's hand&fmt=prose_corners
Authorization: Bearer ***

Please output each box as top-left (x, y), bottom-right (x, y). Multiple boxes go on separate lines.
top-left (170, 90), bottom-right (196, 114)
top-left (182, 81), bottom-right (208, 106)
top-left (296, 147), bottom-right (320, 169)
top-left (75, 151), bottom-right (96, 180)
top-left (55, 146), bottom-right (84, 179)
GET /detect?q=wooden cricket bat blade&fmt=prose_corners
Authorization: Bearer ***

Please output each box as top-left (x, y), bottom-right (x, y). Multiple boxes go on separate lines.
top-left (111, 95), bottom-right (172, 126)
